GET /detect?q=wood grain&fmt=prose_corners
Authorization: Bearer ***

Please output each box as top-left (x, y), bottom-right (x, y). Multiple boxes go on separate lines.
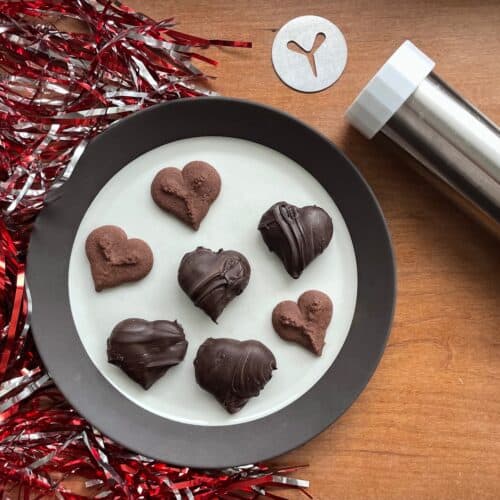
top-left (87, 0), bottom-right (500, 497)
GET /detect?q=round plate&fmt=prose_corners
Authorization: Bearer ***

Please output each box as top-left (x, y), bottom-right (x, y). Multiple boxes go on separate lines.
top-left (27, 97), bottom-right (395, 468)
top-left (69, 136), bottom-right (359, 426)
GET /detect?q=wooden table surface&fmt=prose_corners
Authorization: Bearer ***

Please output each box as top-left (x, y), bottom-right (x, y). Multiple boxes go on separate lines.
top-left (108, 1), bottom-right (500, 498)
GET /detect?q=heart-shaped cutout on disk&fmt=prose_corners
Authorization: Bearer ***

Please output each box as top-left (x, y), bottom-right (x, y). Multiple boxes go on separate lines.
top-left (107, 318), bottom-right (188, 389)
top-left (272, 290), bottom-right (333, 355)
top-left (258, 201), bottom-right (333, 278)
top-left (178, 247), bottom-right (251, 322)
top-left (85, 225), bottom-right (153, 291)
top-left (194, 338), bottom-right (277, 413)
top-left (151, 161), bottom-right (221, 230)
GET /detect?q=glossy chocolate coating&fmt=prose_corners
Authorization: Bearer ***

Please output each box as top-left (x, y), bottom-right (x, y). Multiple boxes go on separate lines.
top-left (258, 201), bottom-right (333, 278)
top-left (107, 318), bottom-right (188, 389)
top-left (178, 247), bottom-right (251, 322)
top-left (194, 338), bottom-right (277, 413)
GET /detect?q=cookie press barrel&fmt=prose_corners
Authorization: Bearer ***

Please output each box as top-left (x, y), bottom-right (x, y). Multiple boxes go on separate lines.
top-left (346, 40), bottom-right (500, 233)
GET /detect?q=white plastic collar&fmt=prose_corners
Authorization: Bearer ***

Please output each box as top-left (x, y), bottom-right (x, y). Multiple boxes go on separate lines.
top-left (345, 40), bottom-right (435, 139)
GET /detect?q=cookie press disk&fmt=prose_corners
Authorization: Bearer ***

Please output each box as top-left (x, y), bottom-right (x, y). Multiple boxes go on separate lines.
top-left (272, 15), bottom-right (347, 93)
top-left (346, 40), bottom-right (500, 233)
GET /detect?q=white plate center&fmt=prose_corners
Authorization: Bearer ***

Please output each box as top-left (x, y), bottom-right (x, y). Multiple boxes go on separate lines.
top-left (68, 137), bottom-right (357, 426)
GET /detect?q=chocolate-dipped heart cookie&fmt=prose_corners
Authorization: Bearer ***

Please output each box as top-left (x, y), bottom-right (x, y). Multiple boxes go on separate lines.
top-left (151, 161), bottom-right (221, 230)
top-left (272, 290), bottom-right (333, 355)
top-left (178, 247), bottom-right (251, 322)
top-left (258, 201), bottom-right (333, 278)
top-left (194, 338), bottom-right (276, 413)
top-left (107, 318), bottom-right (188, 389)
top-left (85, 225), bottom-right (153, 291)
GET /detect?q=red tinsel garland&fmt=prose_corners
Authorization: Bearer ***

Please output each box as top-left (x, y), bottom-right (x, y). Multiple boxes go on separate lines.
top-left (0, 1), bottom-right (309, 497)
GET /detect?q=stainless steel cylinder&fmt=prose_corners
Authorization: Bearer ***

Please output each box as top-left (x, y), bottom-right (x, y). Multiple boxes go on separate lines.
top-left (346, 41), bottom-right (500, 231)
top-left (383, 72), bottom-right (500, 223)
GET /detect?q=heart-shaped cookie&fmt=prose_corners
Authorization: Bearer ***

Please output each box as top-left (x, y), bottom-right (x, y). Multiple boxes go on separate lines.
top-left (272, 290), bottom-right (333, 355)
top-left (178, 247), bottom-right (251, 322)
top-left (151, 161), bottom-right (221, 230)
top-left (85, 225), bottom-right (153, 291)
top-left (107, 318), bottom-right (188, 389)
top-left (194, 338), bottom-right (277, 413)
top-left (258, 201), bottom-right (333, 278)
